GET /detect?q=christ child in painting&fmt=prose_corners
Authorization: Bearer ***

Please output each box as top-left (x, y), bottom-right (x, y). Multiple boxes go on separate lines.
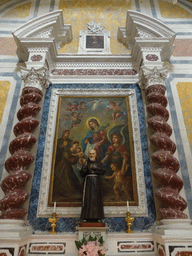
top-left (107, 102), bottom-right (123, 121)
top-left (105, 162), bottom-right (132, 201)
top-left (76, 146), bottom-right (86, 166)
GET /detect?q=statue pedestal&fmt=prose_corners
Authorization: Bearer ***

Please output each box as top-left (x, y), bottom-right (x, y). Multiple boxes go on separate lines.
top-left (76, 225), bottom-right (109, 241)
top-left (0, 219), bottom-right (33, 239)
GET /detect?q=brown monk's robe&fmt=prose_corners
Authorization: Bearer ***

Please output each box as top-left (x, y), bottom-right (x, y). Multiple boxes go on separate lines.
top-left (80, 158), bottom-right (105, 221)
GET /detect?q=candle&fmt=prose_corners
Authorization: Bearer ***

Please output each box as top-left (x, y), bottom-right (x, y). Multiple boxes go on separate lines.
top-left (53, 202), bottom-right (56, 213)
top-left (127, 201), bottom-right (129, 212)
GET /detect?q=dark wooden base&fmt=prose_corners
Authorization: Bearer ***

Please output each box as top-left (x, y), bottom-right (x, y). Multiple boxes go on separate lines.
top-left (79, 222), bottom-right (105, 227)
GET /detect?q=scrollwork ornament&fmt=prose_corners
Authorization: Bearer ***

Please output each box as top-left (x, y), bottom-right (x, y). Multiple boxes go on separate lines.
top-left (86, 22), bottom-right (105, 33)
top-left (21, 67), bottom-right (50, 90)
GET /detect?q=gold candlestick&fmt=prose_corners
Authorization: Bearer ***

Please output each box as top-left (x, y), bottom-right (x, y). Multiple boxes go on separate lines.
top-left (125, 212), bottom-right (134, 233)
top-left (49, 212), bottom-right (59, 234)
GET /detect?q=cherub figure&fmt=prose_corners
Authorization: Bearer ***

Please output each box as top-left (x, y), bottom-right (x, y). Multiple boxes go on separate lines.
top-left (67, 102), bottom-right (79, 112)
top-left (107, 102), bottom-right (123, 121)
top-left (65, 112), bottom-right (83, 129)
top-left (78, 101), bottom-right (86, 111)
top-left (105, 162), bottom-right (133, 201)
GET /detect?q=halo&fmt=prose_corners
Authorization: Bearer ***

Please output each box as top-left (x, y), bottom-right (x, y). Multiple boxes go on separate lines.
top-left (86, 117), bottom-right (101, 129)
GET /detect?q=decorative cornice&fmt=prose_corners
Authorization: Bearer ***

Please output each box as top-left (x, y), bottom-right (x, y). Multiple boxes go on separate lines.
top-left (12, 10), bottom-right (72, 62)
top-left (51, 68), bottom-right (137, 76)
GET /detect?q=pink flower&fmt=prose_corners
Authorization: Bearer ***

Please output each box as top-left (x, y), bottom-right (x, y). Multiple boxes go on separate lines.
top-left (77, 239), bottom-right (106, 256)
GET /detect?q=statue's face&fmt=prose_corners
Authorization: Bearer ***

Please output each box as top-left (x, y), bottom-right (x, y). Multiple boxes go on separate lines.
top-left (89, 150), bottom-right (96, 159)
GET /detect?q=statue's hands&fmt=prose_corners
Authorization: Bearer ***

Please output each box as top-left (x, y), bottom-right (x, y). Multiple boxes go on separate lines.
top-left (82, 159), bottom-right (87, 166)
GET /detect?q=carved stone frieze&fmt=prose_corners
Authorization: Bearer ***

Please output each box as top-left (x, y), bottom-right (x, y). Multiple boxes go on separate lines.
top-left (28, 48), bottom-right (49, 53)
top-left (137, 28), bottom-right (157, 38)
top-left (86, 22), bottom-right (105, 33)
top-left (51, 69), bottom-right (137, 76)
top-left (31, 27), bottom-right (53, 39)
top-left (141, 48), bottom-right (162, 53)
top-left (55, 62), bottom-right (133, 68)
top-left (37, 89), bottom-right (148, 218)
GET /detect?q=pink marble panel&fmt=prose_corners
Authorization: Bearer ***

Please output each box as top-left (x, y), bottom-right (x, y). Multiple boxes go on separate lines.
top-left (146, 54), bottom-right (159, 61)
top-left (31, 55), bottom-right (43, 61)
top-left (51, 68), bottom-right (137, 76)
top-left (30, 245), bottom-right (64, 252)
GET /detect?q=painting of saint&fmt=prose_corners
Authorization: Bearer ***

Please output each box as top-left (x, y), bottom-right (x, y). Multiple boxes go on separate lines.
top-left (49, 95), bottom-right (137, 207)
top-left (86, 35), bottom-right (104, 49)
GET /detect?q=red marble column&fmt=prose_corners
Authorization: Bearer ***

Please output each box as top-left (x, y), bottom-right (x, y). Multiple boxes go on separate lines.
top-left (0, 87), bottom-right (43, 219)
top-left (145, 83), bottom-right (188, 219)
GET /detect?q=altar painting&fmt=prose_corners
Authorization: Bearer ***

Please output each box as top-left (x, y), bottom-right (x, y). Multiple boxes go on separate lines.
top-left (49, 95), bottom-right (138, 207)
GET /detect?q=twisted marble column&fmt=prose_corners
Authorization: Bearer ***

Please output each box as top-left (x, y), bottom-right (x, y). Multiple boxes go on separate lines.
top-left (143, 67), bottom-right (188, 219)
top-left (0, 67), bottom-right (49, 220)
top-left (0, 87), bottom-right (43, 219)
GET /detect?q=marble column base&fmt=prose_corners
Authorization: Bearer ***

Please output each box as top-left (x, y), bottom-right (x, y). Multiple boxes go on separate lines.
top-left (154, 219), bottom-right (192, 235)
top-left (0, 219), bottom-right (33, 238)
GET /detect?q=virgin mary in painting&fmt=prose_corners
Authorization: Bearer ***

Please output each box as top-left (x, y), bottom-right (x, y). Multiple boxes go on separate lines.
top-left (49, 95), bottom-right (137, 207)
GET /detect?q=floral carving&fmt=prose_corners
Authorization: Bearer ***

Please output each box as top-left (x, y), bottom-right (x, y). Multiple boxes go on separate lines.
top-left (146, 54), bottom-right (159, 61)
top-left (21, 67), bottom-right (50, 89)
top-left (31, 55), bottom-right (43, 62)
top-left (86, 22), bottom-right (105, 33)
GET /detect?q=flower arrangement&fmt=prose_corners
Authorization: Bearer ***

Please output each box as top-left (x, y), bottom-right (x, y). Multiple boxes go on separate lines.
top-left (75, 235), bottom-right (107, 256)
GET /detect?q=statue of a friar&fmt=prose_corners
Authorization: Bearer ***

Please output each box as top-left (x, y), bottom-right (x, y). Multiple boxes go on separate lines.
top-left (80, 149), bottom-right (105, 222)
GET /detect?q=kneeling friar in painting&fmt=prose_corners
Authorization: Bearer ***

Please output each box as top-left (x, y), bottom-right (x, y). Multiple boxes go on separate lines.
top-left (80, 149), bottom-right (105, 222)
